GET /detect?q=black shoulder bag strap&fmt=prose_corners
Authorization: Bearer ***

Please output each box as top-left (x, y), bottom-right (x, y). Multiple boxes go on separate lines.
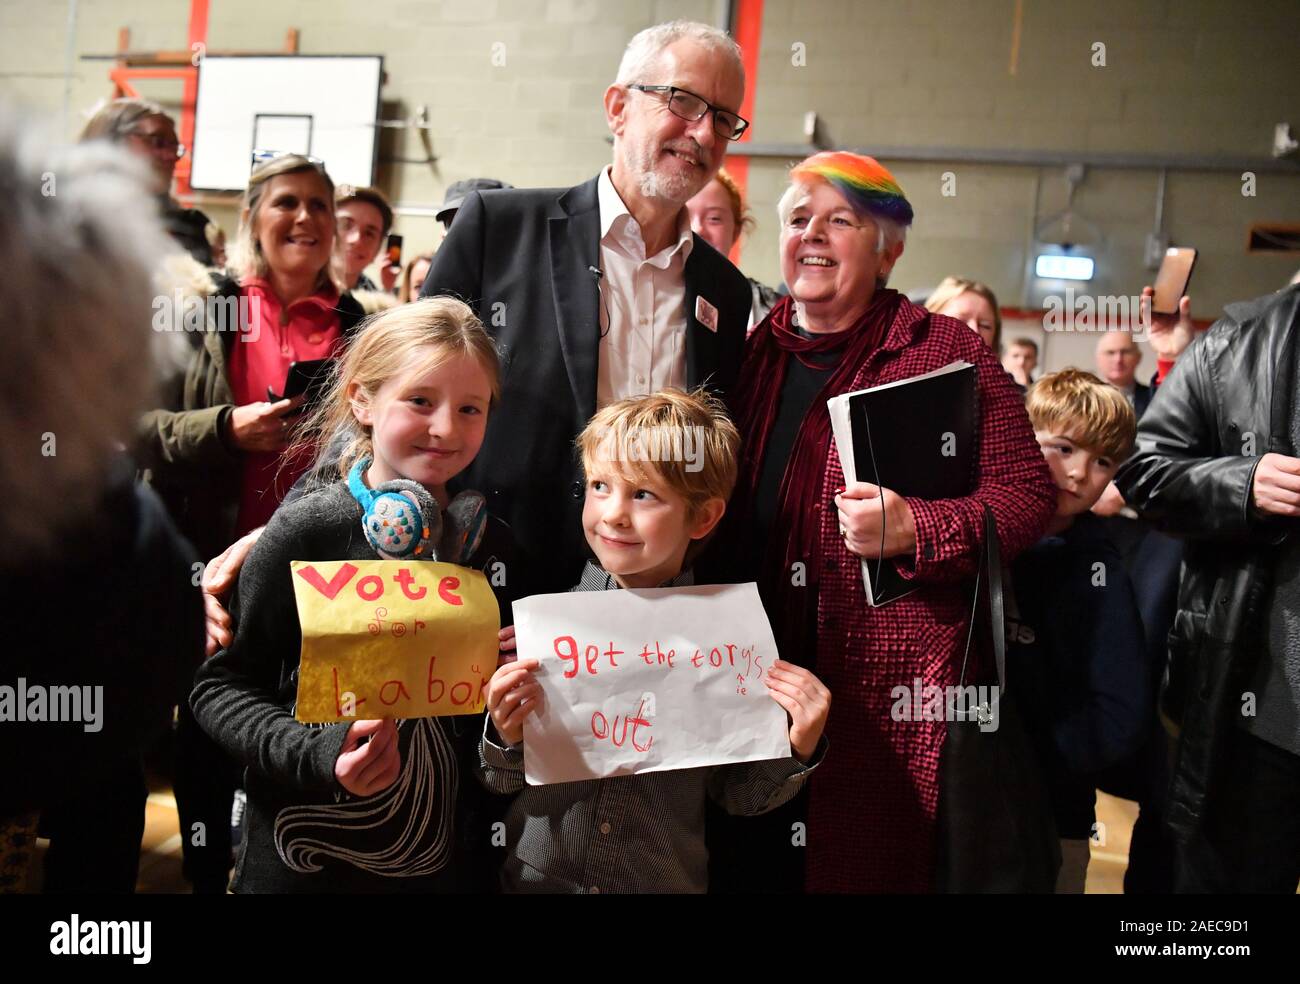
top-left (935, 503), bottom-right (1060, 892)
top-left (957, 505), bottom-right (1004, 696)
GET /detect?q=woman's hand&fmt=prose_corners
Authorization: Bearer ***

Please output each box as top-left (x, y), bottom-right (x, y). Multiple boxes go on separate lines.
top-left (765, 660), bottom-right (830, 763)
top-left (334, 718), bottom-right (401, 797)
top-left (227, 396), bottom-right (304, 452)
top-left (835, 482), bottom-right (917, 559)
top-left (486, 658), bottom-right (542, 747)
top-left (201, 527), bottom-right (265, 656)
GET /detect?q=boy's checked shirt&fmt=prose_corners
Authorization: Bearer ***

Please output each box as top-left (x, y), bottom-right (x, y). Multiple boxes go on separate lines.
top-left (478, 562), bottom-right (826, 893)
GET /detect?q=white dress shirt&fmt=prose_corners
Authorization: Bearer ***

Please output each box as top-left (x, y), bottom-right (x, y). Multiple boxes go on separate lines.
top-left (595, 166), bottom-right (693, 408)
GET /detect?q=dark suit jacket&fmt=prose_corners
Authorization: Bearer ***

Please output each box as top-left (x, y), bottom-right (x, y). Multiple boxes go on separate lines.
top-left (420, 174), bottom-right (751, 593)
top-left (1134, 381), bottom-right (1153, 419)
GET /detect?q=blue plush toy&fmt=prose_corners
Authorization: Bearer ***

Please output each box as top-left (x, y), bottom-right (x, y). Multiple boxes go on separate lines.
top-left (346, 458), bottom-right (486, 564)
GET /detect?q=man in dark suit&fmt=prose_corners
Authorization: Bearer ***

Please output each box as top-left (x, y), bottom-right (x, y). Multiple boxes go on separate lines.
top-left (1096, 330), bottom-right (1151, 415)
top-left (421, 21), bottom-right (752, 593)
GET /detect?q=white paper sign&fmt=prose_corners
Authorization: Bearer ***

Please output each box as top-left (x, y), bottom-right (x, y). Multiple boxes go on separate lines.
top-left (514, 583), bottom-right (790, 785)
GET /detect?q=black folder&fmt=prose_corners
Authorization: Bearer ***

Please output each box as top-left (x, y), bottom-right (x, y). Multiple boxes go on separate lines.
top-left (827, 360), bottom-right (978, 605)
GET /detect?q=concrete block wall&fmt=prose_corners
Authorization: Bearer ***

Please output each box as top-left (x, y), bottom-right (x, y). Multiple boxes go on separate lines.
top-left (0, 0), bottom-right (723, 278)
top-left (743, 0), bottom-right (1300, 373)
top-left (1, 0), bottom-right (1296, 373)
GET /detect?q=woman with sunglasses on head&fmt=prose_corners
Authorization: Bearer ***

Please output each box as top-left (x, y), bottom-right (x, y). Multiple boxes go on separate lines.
top-left (81, 97), bottom-right (216, 267)
top-left (135, 153), bottom-right (389, 892)
top-left (139, 153), bottom-right (375, 600)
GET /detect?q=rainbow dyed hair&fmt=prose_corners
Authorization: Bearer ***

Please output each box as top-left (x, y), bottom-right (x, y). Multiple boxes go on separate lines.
top-left (788, 151), bottom-right (914, 227)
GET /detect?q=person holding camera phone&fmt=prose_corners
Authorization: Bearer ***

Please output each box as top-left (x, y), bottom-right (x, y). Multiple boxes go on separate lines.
top-left (335, 185), bottom-right (401, 294)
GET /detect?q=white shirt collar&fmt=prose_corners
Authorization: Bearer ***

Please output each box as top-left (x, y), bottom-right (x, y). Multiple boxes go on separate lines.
top-left (577, 560), bottom-right (695, 591)
top-left (597, 165), bottom-right (693, 266)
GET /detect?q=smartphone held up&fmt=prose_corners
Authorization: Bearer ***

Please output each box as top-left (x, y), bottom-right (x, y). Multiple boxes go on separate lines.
top-left (1152, 247), bottom-right (1197, 315)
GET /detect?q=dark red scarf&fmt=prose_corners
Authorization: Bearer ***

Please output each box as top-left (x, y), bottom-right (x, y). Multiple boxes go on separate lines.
top-left (729, 289), bottom-right (902, 657)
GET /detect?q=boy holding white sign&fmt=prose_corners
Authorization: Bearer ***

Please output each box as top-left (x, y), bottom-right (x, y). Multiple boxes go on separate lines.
top-left (481, 390), bottom-right (831, 893)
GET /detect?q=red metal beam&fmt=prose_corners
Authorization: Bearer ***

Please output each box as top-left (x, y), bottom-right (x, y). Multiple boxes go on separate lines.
top-left (176, 0), bottom-right (210, 199)
top-left (109, 66), bottom-right (193, 85)
top-left (105, 1), bottom-right (208, 200)
top-left (725, 0), bottom-right (763, 266)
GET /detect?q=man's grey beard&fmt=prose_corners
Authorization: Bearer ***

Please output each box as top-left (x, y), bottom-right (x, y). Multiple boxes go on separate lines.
top-left (623, 141), bottom-right (708, 206)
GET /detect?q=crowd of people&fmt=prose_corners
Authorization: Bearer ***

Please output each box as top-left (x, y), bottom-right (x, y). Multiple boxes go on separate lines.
top-left (2, 18), bottom-right (1298, 896)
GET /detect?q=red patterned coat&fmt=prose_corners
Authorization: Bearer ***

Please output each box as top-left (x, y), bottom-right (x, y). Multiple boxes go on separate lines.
top-left (796, 301), bottom-right (1056, 892)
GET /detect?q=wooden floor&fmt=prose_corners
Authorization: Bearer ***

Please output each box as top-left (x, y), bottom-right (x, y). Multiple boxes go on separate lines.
top-left (1086, 792), bottom-right (1140, 894)
top-left (136, 789), bottom-right (191, 895)
top-left (28, 783), bottom-right (1143, 894)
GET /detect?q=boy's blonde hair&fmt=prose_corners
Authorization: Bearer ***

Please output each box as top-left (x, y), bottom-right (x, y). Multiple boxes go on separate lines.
top-left (576, 388), bottom-right (740, 517)
top-left (1027, 368), bottom-right (1136, 461)
top-left (294, 297), bottom-right (501, 486)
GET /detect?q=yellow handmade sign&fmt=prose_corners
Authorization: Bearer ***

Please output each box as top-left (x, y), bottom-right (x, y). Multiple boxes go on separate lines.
top-left (290, 559), bottom-right (500, 723)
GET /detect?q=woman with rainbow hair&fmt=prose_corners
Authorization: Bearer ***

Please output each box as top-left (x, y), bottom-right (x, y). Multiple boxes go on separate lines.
top-left (710, 151), bottom-right (1058, 892)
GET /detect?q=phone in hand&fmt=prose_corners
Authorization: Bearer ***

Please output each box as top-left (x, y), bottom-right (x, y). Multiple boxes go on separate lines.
top-left (386, 233), bottom-right (403, 268)
top-left (1152, 247), bottom-right (1197, 315)
top-left (267, 358), bottom-right (333, 414)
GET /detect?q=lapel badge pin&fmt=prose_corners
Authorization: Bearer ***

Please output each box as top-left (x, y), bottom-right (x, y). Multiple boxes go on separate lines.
top-left (695, 295), bottom-right (719, 333)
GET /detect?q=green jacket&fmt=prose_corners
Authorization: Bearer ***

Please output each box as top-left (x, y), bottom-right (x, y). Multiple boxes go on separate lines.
top-left (136, 272), bottom-right (367, 560)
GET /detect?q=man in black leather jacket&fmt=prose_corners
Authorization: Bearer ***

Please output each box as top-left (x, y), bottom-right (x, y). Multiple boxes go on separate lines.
top-left (1116, 282), bottom-right (1300, 893)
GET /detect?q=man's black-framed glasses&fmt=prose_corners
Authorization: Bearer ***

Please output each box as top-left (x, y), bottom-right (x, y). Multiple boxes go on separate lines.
top-left (127, 128), bottom-right (185, 159)
top-left (627, 84), bottom-right (750, 141)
